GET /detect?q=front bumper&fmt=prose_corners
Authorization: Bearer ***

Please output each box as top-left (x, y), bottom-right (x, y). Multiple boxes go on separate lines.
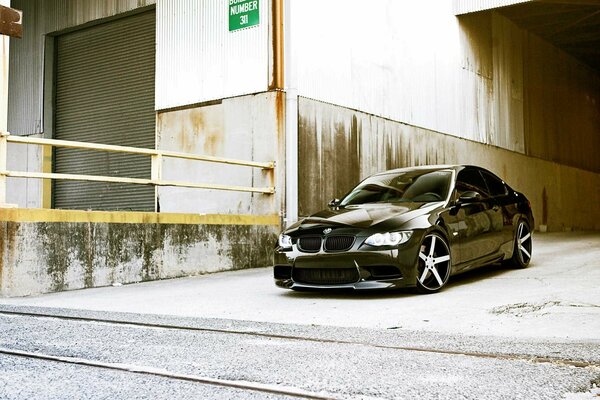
top-left (273, 234), bottom-right (423, 290)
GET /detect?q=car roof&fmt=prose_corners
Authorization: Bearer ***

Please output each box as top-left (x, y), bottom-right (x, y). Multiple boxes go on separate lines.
top-left (373, 164), bottom-right (464, 176)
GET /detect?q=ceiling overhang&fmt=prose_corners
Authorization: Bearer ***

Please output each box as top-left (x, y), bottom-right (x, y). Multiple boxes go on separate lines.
top-left (454, 0), bottom-right (600, 72)
top-left (454, 0), bottom-right (534, 15)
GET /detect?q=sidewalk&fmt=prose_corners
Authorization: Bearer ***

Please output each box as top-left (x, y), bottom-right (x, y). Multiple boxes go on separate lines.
top-left (1, 232), bottom-right (599, 341)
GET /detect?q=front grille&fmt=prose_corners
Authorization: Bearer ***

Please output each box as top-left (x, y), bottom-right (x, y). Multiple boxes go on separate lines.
top-left (324, 236), bottom-right (354, 252)
top-left (298, 236), bottom-right (321, 252)
top-left (293, 268), bottom-right (360, 285)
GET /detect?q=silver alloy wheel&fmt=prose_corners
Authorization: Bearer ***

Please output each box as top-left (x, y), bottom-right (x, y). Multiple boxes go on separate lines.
top-left (516, 221), bottom-right (532, 264)
top-left (417, 233), bottom-right (451, 292)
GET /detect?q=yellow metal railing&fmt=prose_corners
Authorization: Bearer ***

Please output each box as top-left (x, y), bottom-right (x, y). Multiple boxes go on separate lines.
top-left (0, 132), bottom-right (275, 207)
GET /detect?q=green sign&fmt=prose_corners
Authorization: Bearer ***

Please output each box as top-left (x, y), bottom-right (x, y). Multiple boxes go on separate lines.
top-left (229, 0), bottom-right (259, 31)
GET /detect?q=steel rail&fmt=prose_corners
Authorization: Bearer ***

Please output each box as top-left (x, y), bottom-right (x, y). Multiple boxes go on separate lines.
top-left (0, 170), bottom-right (275, 194)
top-left (0, 309), bottom-right (597, 370)
top-left (5, 134), bottom-right (274, 170)
top-left (0, 347), bottom-right (339, 400)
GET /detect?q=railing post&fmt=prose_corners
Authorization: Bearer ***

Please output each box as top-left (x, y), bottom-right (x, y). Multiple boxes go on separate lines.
top-left (151, 153), bottom-right (163, 182)
top-left (0, 131), bottom-right (8, 205)
top-left (151, 153), bottom-right (163, 212)
top-left (0, 131), bottom-right (17, 208)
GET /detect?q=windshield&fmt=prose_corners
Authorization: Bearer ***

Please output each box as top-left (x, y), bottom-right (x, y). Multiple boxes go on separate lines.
top-left (340, 170), bottom-right (452, 206)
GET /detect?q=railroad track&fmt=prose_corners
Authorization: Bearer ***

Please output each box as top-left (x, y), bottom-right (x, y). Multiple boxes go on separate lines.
top-left (0, 346), bottom-right (336, 400)
top-left (0, 308), bottom-right (597, 370)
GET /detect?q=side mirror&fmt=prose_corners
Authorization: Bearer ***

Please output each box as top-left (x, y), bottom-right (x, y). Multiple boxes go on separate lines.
top-left (328, 198), bottom-right (341, 208)
top-left (458, 191), bottom-right (482, 204)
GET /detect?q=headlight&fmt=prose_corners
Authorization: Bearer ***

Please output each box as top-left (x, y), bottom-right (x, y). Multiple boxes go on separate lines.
top-left (364, 231), bottom-right (412, 247)
top-left (278, 234), bottom-right (293, 249)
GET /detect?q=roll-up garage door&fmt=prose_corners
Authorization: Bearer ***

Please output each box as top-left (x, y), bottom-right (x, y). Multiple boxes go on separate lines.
top-left (53, 10), bottom-right (155, 211)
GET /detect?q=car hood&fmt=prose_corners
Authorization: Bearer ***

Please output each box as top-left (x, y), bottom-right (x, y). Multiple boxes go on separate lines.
top-left (286, 202), bottom-right (443, 234)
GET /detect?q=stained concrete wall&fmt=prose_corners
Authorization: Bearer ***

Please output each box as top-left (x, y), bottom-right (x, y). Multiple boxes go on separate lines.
top-left (523, 32), bottom-right (600, 173)
top-left (460, 11), bottom-right (600, 173)
top-left (156, 92), bottom-right (284, 216)
top-left (0, 219), bottom-right (277, 297)
top-left (298, 97), bottom-right (600, 231)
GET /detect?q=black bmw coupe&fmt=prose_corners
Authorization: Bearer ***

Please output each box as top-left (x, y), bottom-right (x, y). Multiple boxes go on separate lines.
top-left (273, 165), bottom-right (534, 294)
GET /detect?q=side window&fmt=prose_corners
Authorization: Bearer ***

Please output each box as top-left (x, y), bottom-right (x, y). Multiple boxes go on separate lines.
top-left (481, 171), bottom-right (508, 197)
top-left (456, 169), bottom-right (490, 199)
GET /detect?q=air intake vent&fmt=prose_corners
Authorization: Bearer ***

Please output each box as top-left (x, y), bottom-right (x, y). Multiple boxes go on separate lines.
top-left (324, 236), bottom-right (354, 252)
top-left (298, 236), bottom-right (322, 252)
top-left (293, 268), bottom-right (359, 285)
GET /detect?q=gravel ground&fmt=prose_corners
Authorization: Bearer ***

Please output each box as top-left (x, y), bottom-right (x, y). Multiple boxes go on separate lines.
top-left (0, 353), bottom-right (293, 400)
top-left (0, 311), bottom-right (598, 400)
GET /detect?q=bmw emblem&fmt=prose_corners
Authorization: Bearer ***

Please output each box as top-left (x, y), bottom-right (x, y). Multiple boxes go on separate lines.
top-left (323, 228), bottom-right (333, 235)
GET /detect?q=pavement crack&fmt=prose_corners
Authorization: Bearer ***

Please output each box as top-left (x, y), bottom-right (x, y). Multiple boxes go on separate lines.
top-left (490, 301), bottom-right (560, 316)
top-left (490, 301), bottom-right (600, 317)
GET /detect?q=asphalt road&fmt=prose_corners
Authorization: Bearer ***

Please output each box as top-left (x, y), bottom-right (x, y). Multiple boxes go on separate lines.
top-left (0, 232), bottom-right (599, 399)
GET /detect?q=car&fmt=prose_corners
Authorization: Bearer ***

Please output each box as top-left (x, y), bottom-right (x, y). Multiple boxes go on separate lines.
top-left (273, 165), bottom-right (534, 294)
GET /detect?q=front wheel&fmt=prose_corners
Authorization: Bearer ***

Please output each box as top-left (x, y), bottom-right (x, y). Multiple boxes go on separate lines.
top-left (416, 233), bottom-right (451, 294)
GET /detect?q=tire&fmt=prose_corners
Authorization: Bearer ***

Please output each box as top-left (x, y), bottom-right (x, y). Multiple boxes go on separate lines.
top-left (507, 220), bottom-right (532, 268)
top-left (416, 233), bottom-right (451, 294)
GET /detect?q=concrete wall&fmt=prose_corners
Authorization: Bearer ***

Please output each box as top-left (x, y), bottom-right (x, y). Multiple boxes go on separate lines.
top-left (298, 97), bottom-right (600, 231)
top-left (156, 92), bottom-right (284, 216)
top-left (460, 11), bottom-right (600, 173)
top-left (523, 32), bottom-right (600, 173)
top-left (0, 214), bottom-right (278, 297)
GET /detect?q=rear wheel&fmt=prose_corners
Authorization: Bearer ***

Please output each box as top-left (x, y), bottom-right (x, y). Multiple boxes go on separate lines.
top-left (508, 220), bottom-right (532, 268)
top-left (416, 233), bottom-right (451, 294)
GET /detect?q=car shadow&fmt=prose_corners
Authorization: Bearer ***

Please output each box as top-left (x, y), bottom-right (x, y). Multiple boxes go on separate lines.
top-left (446, 263), bottom-right (515, 288)
top-left (280, 286), bottom-right (415, 300)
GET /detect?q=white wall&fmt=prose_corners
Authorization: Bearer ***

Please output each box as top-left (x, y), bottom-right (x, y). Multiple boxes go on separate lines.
top-left (155, 0), bottom-right (271, 110)
top-left (292, 0), bottom-right (531, 154)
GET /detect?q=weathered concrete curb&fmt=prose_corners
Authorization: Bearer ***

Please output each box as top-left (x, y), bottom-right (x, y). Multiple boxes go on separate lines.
top-left (0, 221), bottom-right (276, 297)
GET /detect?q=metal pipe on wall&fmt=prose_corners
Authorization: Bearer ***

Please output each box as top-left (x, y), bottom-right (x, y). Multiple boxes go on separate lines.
top-left (284, 0), bottom-right (298, 226)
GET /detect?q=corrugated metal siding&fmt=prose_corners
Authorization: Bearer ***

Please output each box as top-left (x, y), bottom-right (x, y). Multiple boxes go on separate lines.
top-left (53, 10), bottom-right (156, 211)
top-left (453, 0), bottom-right (532, 15)
top-left (8, 0), bottom-right (155, 136)
top-left (155, 0), bottom-right (270, 110)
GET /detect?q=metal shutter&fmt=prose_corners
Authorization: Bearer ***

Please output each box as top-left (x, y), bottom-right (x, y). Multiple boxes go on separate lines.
top-left (53, 10), bottom-right (156, 211)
